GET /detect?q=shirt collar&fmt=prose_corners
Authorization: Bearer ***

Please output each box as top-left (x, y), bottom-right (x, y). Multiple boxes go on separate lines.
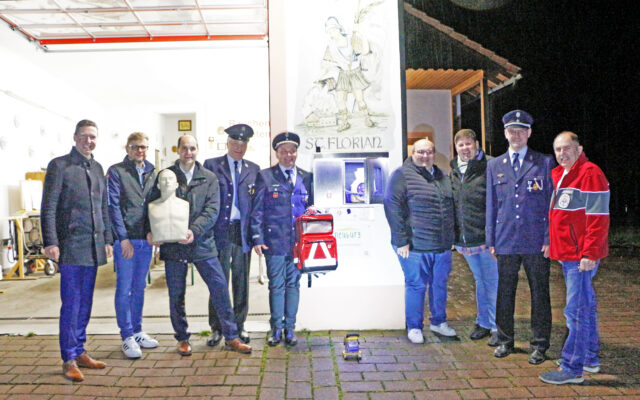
top-left (508, 146), bottom-right (528, 161)
top-left (278, 164), bottom-right (296, 176)
top-left (226, 154), bottom-right (242, 168)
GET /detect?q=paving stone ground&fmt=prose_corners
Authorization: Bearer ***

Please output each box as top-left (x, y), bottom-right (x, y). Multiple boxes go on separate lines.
top-left (1, 252), bottom-right (639, 399)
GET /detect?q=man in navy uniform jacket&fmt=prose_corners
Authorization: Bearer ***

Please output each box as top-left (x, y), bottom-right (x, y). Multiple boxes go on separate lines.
top-left (203, 124), bottom-right (260, 346)
top-left (485, 110), bottom-right (554, 365)
top-left (250, 131), bottom-right (313, 347)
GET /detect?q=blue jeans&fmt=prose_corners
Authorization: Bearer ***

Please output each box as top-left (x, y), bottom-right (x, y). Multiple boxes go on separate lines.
top-left (114, 239), bottom-right (153, 340)
top-left (559, 260), bottom-right (600, 376)
top-left (165, 258), bottom-right (238, 342)
top-left (59, 264), bottom-right (97, 362)
top-left (265, 255), bottom-right (301, 330)
top-left (457, 247), bottom-right (498, 331)
top-left (395, 248), bottom-right (452, 329)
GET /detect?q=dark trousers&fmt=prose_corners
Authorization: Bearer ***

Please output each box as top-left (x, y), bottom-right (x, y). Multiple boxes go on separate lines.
top-left (209, 221), bottom-right (251, 333)
top-left (165, 257), bottom-right (238, 342)
top-left (496, 253), bottom-right (551, 351)
top-left (59, 264), bottom-right (97, 362)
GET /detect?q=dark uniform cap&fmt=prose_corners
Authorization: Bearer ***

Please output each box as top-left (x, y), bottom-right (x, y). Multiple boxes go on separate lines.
top-left (272, 131), bottom-right (300, 150)
top-left (225, 124), bottom-right (254, 142)
top-left (502, 110), bottom-right (533, 129)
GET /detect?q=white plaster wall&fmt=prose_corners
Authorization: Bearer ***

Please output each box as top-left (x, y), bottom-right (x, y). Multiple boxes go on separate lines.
top-left (407, 89), bottom-right (453, 172)
top-left (0, 24), bottom-right (270, 241)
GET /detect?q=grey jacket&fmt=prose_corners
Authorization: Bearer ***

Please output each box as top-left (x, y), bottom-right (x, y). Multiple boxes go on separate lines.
top-left (41, 147), bottom-right (113, 266)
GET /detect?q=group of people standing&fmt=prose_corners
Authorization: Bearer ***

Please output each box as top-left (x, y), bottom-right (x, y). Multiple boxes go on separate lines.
top-left (41, 120), bottom-right (311, 382)
top-left (40, 110), bottom-right (609, 386)
top-left (384, 109), bottom-right (610, 385)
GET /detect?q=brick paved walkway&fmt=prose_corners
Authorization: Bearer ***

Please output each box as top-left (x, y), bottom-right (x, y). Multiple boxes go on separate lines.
top-left (1, 252), bottom-right (639, 399)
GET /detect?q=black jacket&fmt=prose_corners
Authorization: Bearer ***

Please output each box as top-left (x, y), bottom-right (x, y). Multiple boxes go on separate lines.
top-left (384, 158), bottom-right (454, 253)
top-left (450, 152), bottom-right (492, 247)
top-left (41, 147), bottom-right (113, 266)
top-left (107, 156), bottom-right (156, 241)
top-left (147, 161), bottom-right (220, 262)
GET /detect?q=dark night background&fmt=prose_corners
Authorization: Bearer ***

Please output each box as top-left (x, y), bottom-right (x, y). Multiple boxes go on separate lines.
top-left (404, 0), bottom-right (639, 226)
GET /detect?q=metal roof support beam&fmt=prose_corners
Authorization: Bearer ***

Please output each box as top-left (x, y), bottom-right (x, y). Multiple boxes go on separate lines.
top-left (51, 0), bottom-right (95, 40)
top-left (122, 0), bottom-right (152, 39)
top-left (194, 0), bottom-right (211, 38)
top-left (0, 5), bottom-right (265, 14)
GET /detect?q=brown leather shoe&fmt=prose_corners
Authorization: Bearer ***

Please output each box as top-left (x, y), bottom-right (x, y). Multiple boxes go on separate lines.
top-left (177, 340), bottom-right (192, 356)
top-left (62, 360), bottom-right (84, 382)
top-left (225, 338), bottom-right (252, 354)
top-left (76, 352), bottom-right (106, 369)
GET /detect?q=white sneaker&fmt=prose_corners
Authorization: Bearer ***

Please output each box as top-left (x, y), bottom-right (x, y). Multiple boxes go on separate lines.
top-left (430, 322), bottom-right (457, 337)
top-left (122, 336), bottom-right (142, 359)
top-left (134, 332), bottom-right (159, 349)
top-left (407, 328), bottom-right (425, 344)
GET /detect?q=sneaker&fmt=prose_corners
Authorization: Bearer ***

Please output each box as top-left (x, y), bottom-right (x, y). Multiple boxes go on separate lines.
top-left (134, 332), bottom-right (159, 349)
top-left (284, 329), bottom-right (298, 346)
top-left (556, 359), bottom-right (600, 373)
top-left (268, 329), bottom-right (282, 346)
top-left (122, 336), bottom-right (142, 359)
top-left (539, 369), bottom-right (584, 385)
top-left (430, 322), bottom-right (457, 337)
top-left (207, 330), bottom-right (223, 347)
top-left (407, 328), bottom-right (424, 344)
top-left (487, 330), bottom-right (500, 347)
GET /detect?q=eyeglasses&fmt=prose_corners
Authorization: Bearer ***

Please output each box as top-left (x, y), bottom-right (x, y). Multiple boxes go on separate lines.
top-left (414, 149), bottom-right (435, 155)
top-left (128, 145), bottom-right (149, 151)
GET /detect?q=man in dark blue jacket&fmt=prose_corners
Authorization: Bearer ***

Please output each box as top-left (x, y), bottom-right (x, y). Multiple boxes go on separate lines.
top-left (146, 135), bottom-right (251, 356)
top-left (107, 132), bottom-right (158, 359)
top-left (384, 138), bottom-right (456, 344)
top-left (42, 119), bottom-right (113, 382)
top-left (203, 124), bottom-right (260, 345)
top-left (250, 132), bottom-right (313, 347)
top-left (486, 110), bottom-right (554, 364)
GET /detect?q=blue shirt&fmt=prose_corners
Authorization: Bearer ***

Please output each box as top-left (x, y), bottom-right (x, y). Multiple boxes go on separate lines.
top-left (278, 164), bottom-right (297, 186)
top-left (227, 154), bottom-right (242, 221)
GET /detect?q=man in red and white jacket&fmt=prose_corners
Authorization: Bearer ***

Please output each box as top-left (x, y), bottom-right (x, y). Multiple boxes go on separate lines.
top-left (540, 131), bottom-right (610, 385)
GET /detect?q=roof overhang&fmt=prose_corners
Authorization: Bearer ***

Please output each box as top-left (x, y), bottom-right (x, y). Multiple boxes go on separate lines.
top-left (404, 3), bottom-right (522, 98)
top-left (0, 0), bottom-right (267, 51)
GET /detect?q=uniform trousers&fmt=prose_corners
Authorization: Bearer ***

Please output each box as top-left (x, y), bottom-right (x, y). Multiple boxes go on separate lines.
top-left (59, 264), bottom-right (97, 362)
top-left (265, 255), bottom-right (301, 330)
top-left (165, 258), bottom-right (238, 342)
top-left (559, 260), bottom-right (600, 375)
top-left (209, 221), bottom-right (250, 333)
top-left (496, 253), bottom-right (551, 350)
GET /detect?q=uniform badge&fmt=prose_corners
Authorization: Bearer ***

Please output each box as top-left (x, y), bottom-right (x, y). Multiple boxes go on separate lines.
top-left (273, 192), bottom-right (278, 199)
top-left (558, 192), bottom-right (571, 209)
top-left (497, 173), bottom-right (504, 178)
top-left (526, 177), bottom-right (544, 192)
top-left (248, 183), bottom-right (255, 196)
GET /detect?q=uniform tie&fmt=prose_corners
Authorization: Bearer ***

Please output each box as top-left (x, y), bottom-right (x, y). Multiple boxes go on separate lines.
top-left (233, 160), bottom-right (240, 210)
top-left (512, 152), bottom-right (520, 175)
top-left (286, 169), bottom-right (293, 187)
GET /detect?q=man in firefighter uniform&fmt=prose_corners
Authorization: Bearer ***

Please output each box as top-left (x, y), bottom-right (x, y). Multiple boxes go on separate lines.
top-left (203, 124), bottom-right (260, 346)
top-left (485, 110), bottom-right (554, 365)
top-left (250, 132), bottom-right (313, 347)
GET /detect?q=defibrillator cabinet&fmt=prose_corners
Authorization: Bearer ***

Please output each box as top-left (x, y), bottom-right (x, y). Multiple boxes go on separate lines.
top-left (293, 212), bottom-right (338, 274)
